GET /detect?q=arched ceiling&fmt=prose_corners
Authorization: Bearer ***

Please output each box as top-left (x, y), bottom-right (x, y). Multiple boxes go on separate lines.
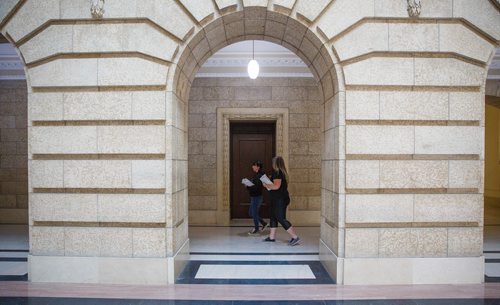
top-left (196, 40), bottom-right (313, 78)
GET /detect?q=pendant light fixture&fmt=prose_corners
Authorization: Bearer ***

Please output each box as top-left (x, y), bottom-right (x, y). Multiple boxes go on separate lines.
top-left (247, 40), bottom-right (259, 79)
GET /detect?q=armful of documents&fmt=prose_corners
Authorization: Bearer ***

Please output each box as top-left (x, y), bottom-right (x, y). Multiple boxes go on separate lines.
top-left (241, 178), bottom-right (254, 187)
top-left (259, 175), bottom-right (273, 190)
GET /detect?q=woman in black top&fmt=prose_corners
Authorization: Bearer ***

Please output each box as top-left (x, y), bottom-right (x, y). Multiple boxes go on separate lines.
top-left (262, 156), bottom-right (300, 246)
top-left (246, 161), bottom-right (268, 235)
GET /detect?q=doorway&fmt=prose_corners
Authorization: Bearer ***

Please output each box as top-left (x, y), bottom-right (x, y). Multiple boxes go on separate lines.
top-left (230, 122), bottom-right (275, 219)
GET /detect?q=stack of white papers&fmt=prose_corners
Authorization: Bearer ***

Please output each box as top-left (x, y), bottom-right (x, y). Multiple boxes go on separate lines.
top-left (241, 178), bottom-right (254, 187)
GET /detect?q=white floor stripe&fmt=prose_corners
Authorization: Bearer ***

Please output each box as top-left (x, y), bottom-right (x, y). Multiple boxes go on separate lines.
top-left (485, 263), bottom-right (500, 277)
top-left (0, 262), bottom-right (27, 276)
top-left (190, 254), bottom-right (319, 261)
top-left (195, 264), bottom-right (316, 279)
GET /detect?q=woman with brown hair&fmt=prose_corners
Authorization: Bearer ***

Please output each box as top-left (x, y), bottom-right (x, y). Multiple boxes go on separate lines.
top-left (262, 156), bottom-right (300, 246)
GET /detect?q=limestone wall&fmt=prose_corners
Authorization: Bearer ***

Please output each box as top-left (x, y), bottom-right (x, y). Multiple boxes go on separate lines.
top-left (0, 80), bottom-right (27, 224)
top-left (1, 0), bottom-right (499, 285)
top-left (188, 77), bottom-right (321, 226)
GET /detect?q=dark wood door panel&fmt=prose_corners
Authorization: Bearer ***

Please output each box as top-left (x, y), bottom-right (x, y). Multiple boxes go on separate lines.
top-left (230, 123), bottom-right (275, 219)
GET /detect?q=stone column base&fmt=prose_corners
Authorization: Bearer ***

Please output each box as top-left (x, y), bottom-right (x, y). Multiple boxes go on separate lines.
top-left (320, 239), bottom-right (484, 285)
top-left (343, 256), bottom-right (485, 285)
top-left (167, 238), bottom-right (190, 284)
top-left (29, 255), bottom-right (169, 285)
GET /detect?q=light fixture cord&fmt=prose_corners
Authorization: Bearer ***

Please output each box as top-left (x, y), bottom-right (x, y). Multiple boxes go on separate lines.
top-left (252, 40), bottom-right (254, 60)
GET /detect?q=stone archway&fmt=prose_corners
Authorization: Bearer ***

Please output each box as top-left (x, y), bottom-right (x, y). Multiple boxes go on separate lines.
top-left (1, 0), bottom-right (498, 285)
top-left (167, 6), bottom-right (344, 283)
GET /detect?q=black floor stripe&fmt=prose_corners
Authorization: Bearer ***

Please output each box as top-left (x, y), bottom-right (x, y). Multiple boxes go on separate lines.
top-left (485, 275), bottom-right (500, 283)
top-left (0, 257), bottom-right (27, 262)
top-left (0, 249), bottom-right (29, 252)
top-left (486, 259), bottom-right (500, 263)
top-left (176, 260), bottom-right (335, 285)
top-left (0, 273), bottom-right (28, 281)
top-left (484, 251), bottom-right (500, 254)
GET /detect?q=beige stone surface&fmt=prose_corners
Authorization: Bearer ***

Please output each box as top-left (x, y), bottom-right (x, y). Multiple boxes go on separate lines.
top-left (272, 0), bottom-right (296, 10)
top-left (317, 0), bottom-right (374, 40)
top-left (343, 256), bottom-right (484, 284)
top-left (31, 226), bottom-right (65, 256)
top-left (30, 160), bottom-right (64, 188)
top-left (449, 92), bottom-right (483, 121)
top-left (346, 160), bottom-right (379, 189)
top-left (448, 160), bottom-right (482, 189)
top-left (215, 0), bottom-right (238, 10)
top-left (344, 57), bottom-right (414, 86)
top-left (0, 0), bottom-right (18, 23)
top-left (64, 227), bottom-right (100, 256)
top-left (29, 93), bottom-right (64, 121)
top-left (414, 228), bottom-right (448, 257)
top-left (98, 194), bottom-right (166, 223)
top-left (345, 228), bottom-right (379, 258)
top-left (32, 193), bottom-right (98, 222)
top-left (389, 23), bottom-right (439, 52)
top-left (63, 160), bottom-right (131, 188)
top-left (345, 194), bottom-right (413, 223)
top-left (63, 92), bottom-right (132, 120)
top-left (3, 0), bottom-right (59, 42)
top-left (97, 126), bottom-right (165, 154)
top-left (379, 228), bottom-right (417, 257)
top-left (243, 0), bottom-right (268, 7)
top-left (414, 194), bottom-right (482, 222)
top-left (99, 228), bottom-right (133, 257)
top-left (98, 58), bottom-right (168, 86)
top-left (334, 23), bottom-right (388, 61)
top-left (345, 91), bottom-right (379, 120)
top-left (179, 0), bottom-right (214, 22)
top-left (136, 1), bottom-right (194, 41)
top-left (133, 228), bottom-right (167, 257)
top-left (131, 91), bottom-right (166, 120)
top-left (20, 25), bottom-right (72, 64)
top-left (453, 0), bottom-right (500, 41)
top-left (414, 58), bottom-right (484, 86)
top-left (132, 160), bottom-right (166, 189)
top-left (439, 23), bottom-right (492, 63)
top-left (414, 126), bottom-right (482, 154)
top-left (380, 160), bottom-right (448, 189)
top-left (73, 23), bottom-right (178, 62)
top-left (379, 91), bottom-right (448, 120)
top-left (346, 126), bottom-right (414, 154)
top-left (448, 227), bottom-right (483, 257)
top-left (29, 255), bottom-right (169, 284)
top-left (29, 59), bottom-right (98, 88)
top-left (30, 126), bottom-right (97, 154)
top-left (294, 0), bottom-right (330, 23)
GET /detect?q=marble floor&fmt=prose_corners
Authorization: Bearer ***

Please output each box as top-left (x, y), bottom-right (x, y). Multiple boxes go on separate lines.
top-left (0, 203), bottom-right (500, 303)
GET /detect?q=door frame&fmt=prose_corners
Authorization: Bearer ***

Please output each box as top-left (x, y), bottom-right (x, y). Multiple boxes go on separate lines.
top-left (216, 108), bottom-right (289, 225)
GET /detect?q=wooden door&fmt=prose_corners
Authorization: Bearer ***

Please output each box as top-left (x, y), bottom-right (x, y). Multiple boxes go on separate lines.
top-left (230, 122), bottom-right (275, 219)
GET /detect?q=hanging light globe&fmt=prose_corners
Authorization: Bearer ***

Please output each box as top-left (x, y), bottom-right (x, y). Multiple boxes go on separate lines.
top-left (247, 59), bottom-right (259, 79)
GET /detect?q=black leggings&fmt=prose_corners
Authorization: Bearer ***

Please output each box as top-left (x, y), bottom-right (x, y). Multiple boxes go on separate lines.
top-left (269, 197), bottom-right (292, 230)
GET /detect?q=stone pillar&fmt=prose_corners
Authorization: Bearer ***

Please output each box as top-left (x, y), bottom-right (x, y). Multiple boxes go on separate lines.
top-left (316, 0), bottom-right (499, 284)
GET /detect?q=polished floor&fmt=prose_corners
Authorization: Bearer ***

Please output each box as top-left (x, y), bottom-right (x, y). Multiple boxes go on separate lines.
top-left (0, 200), bottom-right (499, 303)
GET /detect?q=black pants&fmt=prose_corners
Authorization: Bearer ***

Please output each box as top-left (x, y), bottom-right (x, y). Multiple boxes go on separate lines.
top-left (269, 197), bottom-right (292, 230)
